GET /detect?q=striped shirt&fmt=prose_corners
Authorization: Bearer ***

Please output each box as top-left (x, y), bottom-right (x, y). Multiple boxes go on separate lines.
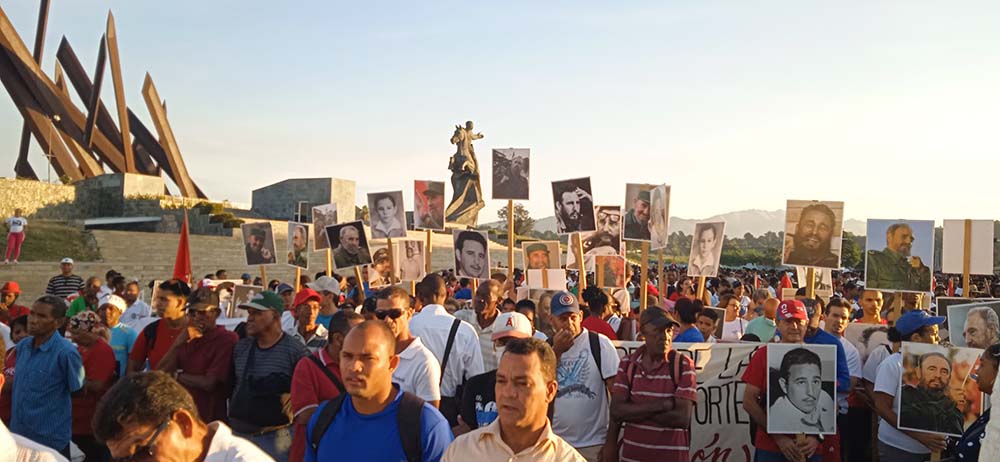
top-left (231, 334), bottom-right (308, 430)
top-left (44, 275), bottom-right (84, 300)
top-left (612, 345), bottom-right (697, 462)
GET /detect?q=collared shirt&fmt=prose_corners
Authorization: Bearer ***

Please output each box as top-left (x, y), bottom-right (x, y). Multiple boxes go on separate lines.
top-left (442, 418), bottom-right (585, 462)
top-left (44, 275), bottom-right (83, 300)
top-left (409, 304), bottom-right (484, 397)
top-left (0, 421), bottom-right (68, 462)
top-left (65, 296), bottom-right (97, 318)
top-left (177, 326), bottom-right (238, 423)
top-left (121, 300), bottom-right (152, 330)
top-left (289, 348), bottom-right (344, 462)
top-left (612, 345), bottom-right (697, 462)
top-left (454, 309), bottom-right (498, 371)
top-left (371, 217), bottom-right (406, 238)
top-left (204, 421), bottom-right (276, 462)
top-left (393, 337), bottom-right (442, 402)
top-left (11, 332), bottom-right (85, 452)
top-left (285, 323), bottom-right (328, 353)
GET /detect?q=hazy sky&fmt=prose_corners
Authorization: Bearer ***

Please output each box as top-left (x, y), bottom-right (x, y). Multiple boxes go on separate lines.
top-left (2, 1), bottom-right (999, 223)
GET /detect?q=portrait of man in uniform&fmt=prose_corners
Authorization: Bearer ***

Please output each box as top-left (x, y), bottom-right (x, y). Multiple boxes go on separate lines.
top-left (623, 183), bottom-right (654, 241)
top-left (414, 180), bottom-right (446, 231)
top-left (898, 343), bottom-right (977, 437)
top-left (522, 241), bottom-right (560, 270)
top-left (287, 222), bottom-right (309, 269)
top-left (241, 222), bottom-right (276, 266)
top-left (865, 219), bottom-right (934, 292)
top-left (327, 221), bottom-right (372, 269)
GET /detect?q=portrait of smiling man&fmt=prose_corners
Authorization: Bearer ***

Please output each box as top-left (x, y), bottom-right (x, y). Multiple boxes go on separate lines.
top-left (783, 200), bottom-right (843, 269)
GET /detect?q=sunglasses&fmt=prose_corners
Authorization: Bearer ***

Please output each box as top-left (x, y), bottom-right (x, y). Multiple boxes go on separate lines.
top-left (375, 308), bottom-right (405, 320)
top-left (110, 420), bottom-right (169, 462)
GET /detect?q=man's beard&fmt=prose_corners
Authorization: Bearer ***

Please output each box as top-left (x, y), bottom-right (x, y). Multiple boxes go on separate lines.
top-left (560, 209), bottom-right (579, 229)
top-left (794, 239), bottom-right (830, 256)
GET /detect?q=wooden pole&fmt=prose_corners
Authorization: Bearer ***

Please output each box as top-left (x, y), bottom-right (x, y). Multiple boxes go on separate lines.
top-left (507, 199), bottom-right (515, 281)
top-left (353, 266), bottom-right (364, 295)
top-left (574, 233), bottom-right (587, 291)
top-left (259, 265), bottom-right (267, 285)
top-left (640, 242), bottom-right (649, 312)
top-left (657, 249), bottom-right (665, 306)
top-left (597, 259), bottom-right (606, 288)
top-left (805, 267), bottom-right (816, 299)
top-left (963, 219), bottom-right (972, 298)
top-left (472, 277), bottom-right (479, 294)
top-left (325, 248), bottom-right (332, 277)
top-left (696, 276), bottom-right (707, 300)
top-left (294, 267), bottom-right (301, 293)
top-left (425, 229), bottom-right (433, 274)
top-left (387, 237), bottom-right (396, 285)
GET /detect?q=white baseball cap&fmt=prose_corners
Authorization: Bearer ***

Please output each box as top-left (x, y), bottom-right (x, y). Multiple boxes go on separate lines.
top-left (491, 312), bottom-right (533, 341)
top-left (307, 276), bottom-right (341, 296)
top-left (60, 257), bottom-right (74, 264)
top-left (99, 294), bottom-right (127, 312)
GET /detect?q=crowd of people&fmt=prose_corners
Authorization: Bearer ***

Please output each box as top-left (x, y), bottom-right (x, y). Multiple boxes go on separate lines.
top-left (1, 257), bottom-right (999, 462)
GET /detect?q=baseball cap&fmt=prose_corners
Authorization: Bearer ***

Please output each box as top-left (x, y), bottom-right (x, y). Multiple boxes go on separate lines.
top-left (307, 276), bottom-right (341, 296)
top-left (777, 299), bottom-right (808, 322)
top-left (895, 310), bottom-right (946, 338)
top-left (491, 312), bottom-right (533, 340)
top-left (240, 273), bottom-right (252, 280)
top-left (637, 190), bottom-right (651, 204)
top-left (422, 182), bottom-right (444, 197)
top-left (0, 281), bottom-right (21, 294)
top-left (275, 283), bottom-right (294, 294)
top-left (293, 288), bottom-right (322, 307)
top-left (99, 294), bottom-right (127, 312)
top-left (60, 257), bottom-right (74, 264)
top-left (550, 291), bottom-right (581, 316)
top-left (640, 307), bottom-right (679, 330)
top-left (239, 290), bottom-right (285, 313)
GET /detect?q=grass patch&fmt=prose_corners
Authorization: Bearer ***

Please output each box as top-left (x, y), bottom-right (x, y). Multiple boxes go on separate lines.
top-left (0, 220), bottom-right (101, 262)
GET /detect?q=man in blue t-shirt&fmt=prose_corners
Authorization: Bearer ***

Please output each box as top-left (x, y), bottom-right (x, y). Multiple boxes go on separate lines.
top-left (673, 298), bottom-right (705, 343)
top-left (305, 320), bottom-right (453, 462)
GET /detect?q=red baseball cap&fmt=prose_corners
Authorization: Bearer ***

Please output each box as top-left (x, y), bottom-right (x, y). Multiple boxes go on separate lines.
top-left (777, 299), bottom-right (808, 321)
top-left (1, 281), bottom-right (20, 294)
top-left (292, 288), bottom-right (322, 307)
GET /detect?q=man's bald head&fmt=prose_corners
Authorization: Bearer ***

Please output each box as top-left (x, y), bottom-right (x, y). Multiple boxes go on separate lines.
top-left (345, 320), bottom-right (397, 357)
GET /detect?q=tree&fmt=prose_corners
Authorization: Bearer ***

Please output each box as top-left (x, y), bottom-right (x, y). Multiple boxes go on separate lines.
top-left (497, 203), bottom-right (535, 237)
top-left (841, 231), bottom-right (864, 269)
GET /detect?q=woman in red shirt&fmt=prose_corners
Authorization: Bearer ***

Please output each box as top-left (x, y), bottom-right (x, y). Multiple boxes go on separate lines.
top-left (68, 311), bottom-right (116, 462)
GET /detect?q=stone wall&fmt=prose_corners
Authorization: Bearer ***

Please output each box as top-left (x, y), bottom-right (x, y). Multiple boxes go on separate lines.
top-left (0, 178), bottom-right (76, 219)
top-left (251, 178), bottom-right (356, 222)
top-left (74, 173), bottom-right (167, 217)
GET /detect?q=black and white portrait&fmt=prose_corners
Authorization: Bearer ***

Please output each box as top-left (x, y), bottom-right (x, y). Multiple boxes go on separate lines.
top-left (368, 191), bottom-right (407, 239)
top-left (398, 240), bottom-right (426, 282)
top-left (782, 200), bottom-right (844, 269)
top-left (453, 229), bottom-right (490, 279)
top-left (649, 185), bottom-right (670, 250)
top-left (766, 343), bottom-right (838, 435)
top-left (326, 221), bottom-right (373, 269)
top-left (311, 204), bottom-right (337, 251)
top-left (241, 222), bottom-right (276, 266)
top-left (687, 222), bottom-right (725, 278)
top-left (552, 177), bottom-right (596, 234)
top-left (492, 148), bottom-right (530, 200)
top-left (367, 245), bottom-right (395, 288)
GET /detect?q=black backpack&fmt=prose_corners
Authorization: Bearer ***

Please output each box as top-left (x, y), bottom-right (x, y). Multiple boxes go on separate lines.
top-left (308, 391), bottom-right (425, 462)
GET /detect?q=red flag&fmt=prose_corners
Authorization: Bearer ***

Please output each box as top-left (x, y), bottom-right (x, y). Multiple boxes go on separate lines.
top-left (948, 278), bottom-right (955, 297)
top-left (173, 209), bottom-right (192, 284)
top-left (780, 272), bottom-right (794, 298)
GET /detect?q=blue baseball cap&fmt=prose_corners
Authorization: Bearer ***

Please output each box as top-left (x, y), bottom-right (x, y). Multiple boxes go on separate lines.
top-left (550, 291), bottom-right (581, 316)
top-left (895, 310), bottom-right (946, 338)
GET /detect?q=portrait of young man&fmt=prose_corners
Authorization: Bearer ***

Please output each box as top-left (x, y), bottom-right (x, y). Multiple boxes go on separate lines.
top-left (454, 230), bottom-right (490, 280)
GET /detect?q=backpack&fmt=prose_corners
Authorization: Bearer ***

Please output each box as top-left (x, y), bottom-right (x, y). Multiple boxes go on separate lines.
top-left (438, 319), bottom-right (462, 384)
top-left (309, 391), bottom-right (425, 462)
top-left (548, 331), bottom-right (603, 376)
top-left (142, 319), bottom-right (159, 354)
top-left (306, 354), bottom-right (346, 395)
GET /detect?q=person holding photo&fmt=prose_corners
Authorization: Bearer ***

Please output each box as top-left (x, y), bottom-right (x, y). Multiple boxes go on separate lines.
top-left (956, 343), bottom-right (998, 461)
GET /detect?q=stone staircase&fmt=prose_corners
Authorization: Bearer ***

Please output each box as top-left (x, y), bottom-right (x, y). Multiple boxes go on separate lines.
top-left (1, 227), bottom-right (520, 302)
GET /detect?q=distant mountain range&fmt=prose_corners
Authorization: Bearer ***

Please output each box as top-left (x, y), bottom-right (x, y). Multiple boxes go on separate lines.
top-left (483, 209), bottom-right (867, 237)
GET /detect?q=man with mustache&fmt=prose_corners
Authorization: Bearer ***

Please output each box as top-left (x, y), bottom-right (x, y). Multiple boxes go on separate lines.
top-left (786, 204), bottom-right (839, 267)
top-left (333, 224), bottom-right (371, 268)
top-left (623, 190), bottom-right (651, 240)
top-left (866, 223), bottom-right (931, 291)
top-left (898, 352), bottom-right (964, 436)
top-left (554, 182), bottom-right (594, 234)
top-left (454, 231), bottom-right (488, 279)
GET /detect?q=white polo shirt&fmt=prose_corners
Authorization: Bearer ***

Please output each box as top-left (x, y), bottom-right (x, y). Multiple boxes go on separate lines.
top-left (204, 421), bottom-right (276, 461)
top-left (454, 309), bottom-right (498, 371)
top-left (409, 304), bottom-right (484, 397)
top-left (393, 336), bottom-right (442, 402)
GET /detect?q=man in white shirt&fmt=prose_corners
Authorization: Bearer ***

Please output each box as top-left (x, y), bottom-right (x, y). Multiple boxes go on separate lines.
top-left (375, 286), bottom-right (442, 406)
top-left (94, 371), bottom-right (274, 462)
top-left (411, 274), bottom-right (484, 425)
top-left (824, 298), bottom-right (863, 460)
top-left (455, 280), bottom-right (504, 371)
top-left (548, 291), bottom-right (621, 462)
top-left (120, 281), bottom-right (152, 330)
top-left (872, 310), bottom-right (948, 461)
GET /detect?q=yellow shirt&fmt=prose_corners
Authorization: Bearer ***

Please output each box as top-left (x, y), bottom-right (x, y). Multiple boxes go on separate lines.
top-left (443, 419), bottom-right (586, 462)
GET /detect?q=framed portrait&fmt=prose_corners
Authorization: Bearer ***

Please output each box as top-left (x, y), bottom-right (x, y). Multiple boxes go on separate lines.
top-left (938, 297), bottom-right (1000, 344)
top-left (941, 220), bottom-right (994, 275)
top-left (397, 240), bottom-right (427, 282)
top-left (367, 244), bottom-right (396, 288)
top-left (596, 255), bottom-right (626, 289)
top-left (649, 185), bottom-right (671, 250)
top-left (687, 222), bottom-right (725, 278)
top-left (844, 323), bottom-right (890, 364)
top-left (286, 221), bottom-right (309, 269)
top-left (522, 241), bottom-right (561, 270)
top-left (367, 191), bottom-right (407, 239)
top-left (946, 301), bottom-right (1000, 349)
top-left (453, 229), bottom-right (490, 280)
top-left (898, 342), bottom-right (984, 437)
top-left (795, 267), bottom-right (833, 300)
top-left (551, 177), bottom-right (596, 234)
top-left (241, 222), bottom-right (276, 266)
top-left (703, 306), bottom-right (727, 340)
top-left (766, 343), bottom-right (838, 435)
top-left (413, 180), bottom-right (446, 231)
top-left (230, 284), bottom-right (263, 318)
top-left (782, 200), bottom-right (844, 269)
top-left (311, 203), bottom-right (337, 251)
top-left (492, 148), bottom-right (530, 200)
top-left (864, 219), bottom-right (934, 292)
top-left (623, 183), bottom-right (655, 242)
top-left (326, 221), bottom-right (373, 269)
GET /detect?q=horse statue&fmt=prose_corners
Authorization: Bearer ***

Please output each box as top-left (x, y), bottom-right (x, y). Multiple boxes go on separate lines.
top-left (445, 121), bottom-right (486, 227)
